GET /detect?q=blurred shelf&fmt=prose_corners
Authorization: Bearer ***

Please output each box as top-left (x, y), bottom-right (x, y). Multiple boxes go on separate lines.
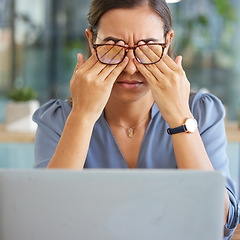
top-left (0, 124), bottom-right (35, 143)
top-left (225, 122), bottom-right (240, 143)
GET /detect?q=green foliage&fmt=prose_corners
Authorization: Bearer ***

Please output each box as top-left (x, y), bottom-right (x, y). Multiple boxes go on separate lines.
top-left (176, 0), bottom-right (237, 57)
top-left (213, 0), bottom-right (238, 22)
top-left (197, 15), bottom-right (209, 26)
top-left (8, 87), bottom-right (37, 102)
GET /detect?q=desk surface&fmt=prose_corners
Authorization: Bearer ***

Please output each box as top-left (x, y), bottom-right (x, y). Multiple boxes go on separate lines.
top-left (232, 224), bottom-right (240, 240)
top-left (225, 121), bottom-right (240, 143)
top-left (0, 125), bottom-right (35, 143)
top-left (0, 122), bottom-right (240, 143)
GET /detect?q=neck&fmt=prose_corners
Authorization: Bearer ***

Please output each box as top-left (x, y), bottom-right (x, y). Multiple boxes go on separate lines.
top-left (104, 92), bottom-right (154, 127)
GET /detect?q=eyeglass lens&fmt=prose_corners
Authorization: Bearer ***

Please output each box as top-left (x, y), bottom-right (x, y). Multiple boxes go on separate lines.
top-left (95, 44), bottom-right (164, 65)
top-left (96, 45), bottom-right (125, 65)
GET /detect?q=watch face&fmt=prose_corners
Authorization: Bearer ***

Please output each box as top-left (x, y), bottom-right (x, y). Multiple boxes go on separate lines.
top-left (185, 118), bottom-right (197, 133)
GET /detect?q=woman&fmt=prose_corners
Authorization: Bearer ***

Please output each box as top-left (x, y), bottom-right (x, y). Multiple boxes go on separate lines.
top-left (33, 0), bottom-right (239, 238)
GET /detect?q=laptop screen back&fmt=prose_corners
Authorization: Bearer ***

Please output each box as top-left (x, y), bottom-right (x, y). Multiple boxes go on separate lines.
top-left (0, 169), bottom-right (225, 240)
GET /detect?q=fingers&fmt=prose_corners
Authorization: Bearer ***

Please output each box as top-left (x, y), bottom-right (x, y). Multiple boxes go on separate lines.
top-left (174, 55), bottom-right (183, 67)
top-left (102, 57), bottom-right (129, 85)
top-left (74, 53), bottom-right (110, 83)
top-left (77, 39), bottom-right (128, 83)
top-left (95, 41), bottom-right (114, 63)
top-left (160, 54), bottom-right (180, 72)
top-left (77, 53), bottom-right (85, 66)
top-left (73, 50), bottom-right (128, 90)
top-left (135, 53), bottom-right (185, 88)
top-left (80, 40), bottom-right (121, 73)
top-left (134, 59), bottom-right (157, 88)
top-left (134, 42), bottom-right (179, 74)
top-left (73, 53), bottom-right (85, 76)
top-left (135, 41), bottom-right (163, 64)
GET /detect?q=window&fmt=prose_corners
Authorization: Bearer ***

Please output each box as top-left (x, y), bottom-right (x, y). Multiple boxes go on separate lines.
top-left (1, 0), bottom-right (240, 120)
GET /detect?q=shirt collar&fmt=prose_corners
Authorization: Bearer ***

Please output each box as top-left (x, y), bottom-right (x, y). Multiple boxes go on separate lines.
top-left (151, 102), bottom-right (160, 119)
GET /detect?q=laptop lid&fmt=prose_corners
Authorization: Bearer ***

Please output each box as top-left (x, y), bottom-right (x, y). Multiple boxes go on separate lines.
top-left (0, 169), bottom-right (225, 240)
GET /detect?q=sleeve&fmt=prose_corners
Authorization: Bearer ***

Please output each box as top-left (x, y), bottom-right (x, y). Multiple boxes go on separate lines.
top-left (190, 92), bottom-right (239, 239)
top-left (32, 99), bottom-right (71, 168)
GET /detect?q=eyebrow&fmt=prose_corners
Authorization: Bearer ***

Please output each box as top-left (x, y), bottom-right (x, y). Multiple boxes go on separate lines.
top-left (102, 36), bottom-right (125, 43)
top-left (102, 36), bottom-right (161, 44)
top-left (138, 38), bottom-right (160, 43)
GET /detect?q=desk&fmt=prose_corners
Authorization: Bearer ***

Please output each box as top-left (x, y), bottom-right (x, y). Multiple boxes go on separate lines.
top-left (225, 122), bottom-right (240, 142)
top-left (232, 224), bottom-right (240, 240)
top-left (0, 124), bottom-right (35, 143)
top-left (0, 124), bottom-right (35, 168)
top-left (0, 122), bottom-right (239, 143)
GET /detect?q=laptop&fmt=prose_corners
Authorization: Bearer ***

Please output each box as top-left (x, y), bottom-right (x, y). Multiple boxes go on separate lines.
top-left (0, 169), bottom-right (225, 240)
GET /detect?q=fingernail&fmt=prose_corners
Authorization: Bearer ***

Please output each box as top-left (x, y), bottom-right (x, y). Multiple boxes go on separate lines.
top-left (123, 56), bottom-right (129, 63)
top-left (138, 41), bottom-right (145, 45)
top-left (77, 53), bottom-right (81, 62)
top-left (116, 40), bottom-right (125, 46)
top-left (106, 40), bottom-right (115, 44)
top-left (179, 56), bottom-right (183, 63)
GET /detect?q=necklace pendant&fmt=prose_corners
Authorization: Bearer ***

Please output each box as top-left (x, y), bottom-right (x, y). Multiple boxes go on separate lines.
top-left (128, 128), bottom-right (134, 138)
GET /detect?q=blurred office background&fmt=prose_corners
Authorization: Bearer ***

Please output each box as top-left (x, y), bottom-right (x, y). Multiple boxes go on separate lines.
top-left (0, 0), bottom-right (239, 198)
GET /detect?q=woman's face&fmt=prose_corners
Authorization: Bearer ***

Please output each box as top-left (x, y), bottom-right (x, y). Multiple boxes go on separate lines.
top-left (87, 5), bottom-right (173, 103)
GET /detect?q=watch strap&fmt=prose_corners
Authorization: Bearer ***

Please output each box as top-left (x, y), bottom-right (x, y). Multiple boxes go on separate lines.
top-left (167, 125), bottom-right (187, 135)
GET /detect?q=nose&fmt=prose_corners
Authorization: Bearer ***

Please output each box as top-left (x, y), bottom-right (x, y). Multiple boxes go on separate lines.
top-left (123, 48), bottom-right (138, 75)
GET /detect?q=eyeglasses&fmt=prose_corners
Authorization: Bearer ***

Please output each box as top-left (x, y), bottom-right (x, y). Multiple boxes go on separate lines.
top-left (92, 42), bottom-right (167, 65)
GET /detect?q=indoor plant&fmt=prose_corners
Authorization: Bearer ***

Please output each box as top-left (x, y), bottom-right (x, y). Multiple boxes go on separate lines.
top-left (6, 87), bottom-right (39, 132)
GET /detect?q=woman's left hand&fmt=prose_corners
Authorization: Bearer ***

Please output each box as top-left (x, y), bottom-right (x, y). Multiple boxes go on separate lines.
top-left (135, 50), bottom-right (192, 128)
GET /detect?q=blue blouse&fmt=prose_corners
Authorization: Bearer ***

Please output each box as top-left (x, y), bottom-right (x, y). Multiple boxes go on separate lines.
top-left (33, 91), bottom-right (239, 238)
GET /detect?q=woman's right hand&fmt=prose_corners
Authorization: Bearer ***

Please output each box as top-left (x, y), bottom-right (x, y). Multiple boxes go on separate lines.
top-left (70, 51), bottom-right (129, 124)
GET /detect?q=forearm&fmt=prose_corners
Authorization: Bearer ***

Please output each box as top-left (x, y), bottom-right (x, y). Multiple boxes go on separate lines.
top-left (171, 131), bottom-right (229, 224)
top-left (171, 130), bottom-right (213, 170)
top-left (47, 111), bottom-right (95, 169)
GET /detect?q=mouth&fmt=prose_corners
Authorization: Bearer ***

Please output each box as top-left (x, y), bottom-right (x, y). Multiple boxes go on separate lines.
top-left (116, 80), bottom-right (143, 90)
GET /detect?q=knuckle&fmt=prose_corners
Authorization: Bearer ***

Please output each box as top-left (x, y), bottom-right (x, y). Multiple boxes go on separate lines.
top-left (95, 80), bottom-right (102, 87)
top-left (144, 70), bottom-right (153, 79)
top-left (75, 69), bottom-right (83, 80)
top-left (169, 71), bottom-right (176, 80)
top-left (147, 64), bottom-right (158, 73)
top-left (85, 72), bottom-right (94, 82)
top-left (162, 81), bottom-right (172, 90)
top-left (111, 68), bottom-right (120, 78)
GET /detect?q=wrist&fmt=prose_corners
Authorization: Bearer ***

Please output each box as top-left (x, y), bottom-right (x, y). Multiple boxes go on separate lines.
top-left (167, 117), bottom-right (197, 135)
top-left (167, 112), bottom-right (193, 129)
top-left (68, 110), bottom-right (96, 128)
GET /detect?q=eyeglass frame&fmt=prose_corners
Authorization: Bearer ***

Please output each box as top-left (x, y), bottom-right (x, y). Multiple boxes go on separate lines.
top-left (92, 40), bottom-right (168, 65)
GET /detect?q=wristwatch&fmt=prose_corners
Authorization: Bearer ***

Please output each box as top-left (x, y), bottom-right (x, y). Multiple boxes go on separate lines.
top-left (167, 118), bottom-right (197, 135)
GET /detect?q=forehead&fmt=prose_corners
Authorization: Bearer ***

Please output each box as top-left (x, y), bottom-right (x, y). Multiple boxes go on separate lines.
top-left (97, 6), bottom-right (165, 43)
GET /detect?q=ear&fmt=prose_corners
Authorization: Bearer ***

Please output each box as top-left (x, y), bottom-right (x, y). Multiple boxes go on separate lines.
top-left (166, 30), bottom-right (174, 46)
top-left (164, 30), bottom-right (174, 54)
top-left (85, 28), bottom-right (95, 55)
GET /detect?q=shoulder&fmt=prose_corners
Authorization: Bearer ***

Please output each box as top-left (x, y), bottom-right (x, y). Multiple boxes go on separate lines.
top-left (189, 91), bottom-right (226, 133)
top-left (189, 91), bottom-right (225, 112)
top-left (33, 99), bottom-right (72, 133)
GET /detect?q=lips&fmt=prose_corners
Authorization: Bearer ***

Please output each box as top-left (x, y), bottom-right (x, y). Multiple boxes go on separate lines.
top-left (116, 80), bottom-right (143, 90)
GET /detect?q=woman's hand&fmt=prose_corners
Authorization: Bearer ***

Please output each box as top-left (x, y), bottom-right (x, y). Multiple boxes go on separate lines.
top-left (48, 51), bottom-right (128, 169)
top-left (135, 45), bottom-right (192, 128)
top-left (70, 51), bottom-right (129, 123)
